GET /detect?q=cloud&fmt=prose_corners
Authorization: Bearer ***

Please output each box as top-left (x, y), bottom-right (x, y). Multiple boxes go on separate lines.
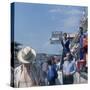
top-left (67, 9), bottom-right (83, 15)
top-left (63, 16), bottom-right (80, 28)
top-left (49, 8), bottom-right (62, 13)
top-left (48, 6), bottom-right (84, 25)
top-left (54, 15), bottom-right (81, 34)
top-left (49, 7), bottom-right (84, 33)
top-left (49, 7), bottom-right (83, 16)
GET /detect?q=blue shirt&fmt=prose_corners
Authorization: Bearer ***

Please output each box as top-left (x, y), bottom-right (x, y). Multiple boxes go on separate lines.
top-left (63, 59), bottom-right (76, 75)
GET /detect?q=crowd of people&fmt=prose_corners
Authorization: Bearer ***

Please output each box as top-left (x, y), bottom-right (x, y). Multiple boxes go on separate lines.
top-left (13, 27), bottom-right (88, 87)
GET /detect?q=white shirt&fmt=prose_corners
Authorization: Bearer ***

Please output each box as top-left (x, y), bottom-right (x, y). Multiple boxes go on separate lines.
top-left (63, 58), bottom-right (76, 75)
top-left (14, 64), bottom-right (43, 88)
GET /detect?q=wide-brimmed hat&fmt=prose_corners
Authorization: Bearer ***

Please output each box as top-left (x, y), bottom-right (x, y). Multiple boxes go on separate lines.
top-left (17, 46), bottom-right (36, 64)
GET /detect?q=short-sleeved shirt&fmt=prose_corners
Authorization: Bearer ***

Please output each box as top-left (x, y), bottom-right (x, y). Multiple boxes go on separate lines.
top-left (63, 59), bottom-right (76, 75)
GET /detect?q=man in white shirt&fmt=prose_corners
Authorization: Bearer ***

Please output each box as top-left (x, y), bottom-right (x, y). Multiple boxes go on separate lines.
top-left (62, 53), bottom-right (76, 84)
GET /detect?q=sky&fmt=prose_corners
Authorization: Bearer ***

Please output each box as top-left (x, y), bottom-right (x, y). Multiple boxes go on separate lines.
top-left (14, 2), bottom-right (87, 54)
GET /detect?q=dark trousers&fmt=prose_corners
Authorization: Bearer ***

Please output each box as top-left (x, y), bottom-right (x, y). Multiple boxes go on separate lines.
top-left (63, 75), bottom-right (74, 84)
top-left (80, 48), bottom-right (84, 60)
top-left (49, 79), bottom-right (56, 85)
top-left (60, 51), bottom-right (67, 70)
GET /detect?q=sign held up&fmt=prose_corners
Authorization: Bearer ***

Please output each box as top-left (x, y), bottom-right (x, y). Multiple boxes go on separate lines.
top-left (50, 31), bottom-right (63, 44)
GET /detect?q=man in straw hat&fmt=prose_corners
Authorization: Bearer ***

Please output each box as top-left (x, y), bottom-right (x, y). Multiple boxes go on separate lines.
top-left (14, 46), bottom-right (43, 88)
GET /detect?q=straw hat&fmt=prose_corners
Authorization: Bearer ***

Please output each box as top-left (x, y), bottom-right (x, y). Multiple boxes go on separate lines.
top-left (17, 46), bottom-right (36, 64)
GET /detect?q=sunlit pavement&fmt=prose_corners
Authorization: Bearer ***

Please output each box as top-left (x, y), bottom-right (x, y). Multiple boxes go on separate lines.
top-left (56, 71), bottom-right (87, 85)
top-left (74, 72), bottom-right (87, 84)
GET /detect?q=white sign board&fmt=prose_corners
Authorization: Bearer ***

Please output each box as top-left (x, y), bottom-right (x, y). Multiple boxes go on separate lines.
top-left (50, 31), bottom-right (63, 44)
